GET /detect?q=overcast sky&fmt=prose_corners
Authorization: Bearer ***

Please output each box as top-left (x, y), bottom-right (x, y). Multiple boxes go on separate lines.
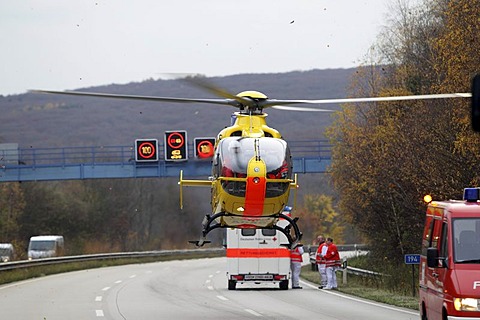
top-left (1, 0), bottom-right (400, 96)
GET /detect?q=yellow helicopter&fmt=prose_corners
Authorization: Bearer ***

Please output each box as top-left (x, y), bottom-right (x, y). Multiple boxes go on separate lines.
top-left (31, 78), bottom-right (472, 248)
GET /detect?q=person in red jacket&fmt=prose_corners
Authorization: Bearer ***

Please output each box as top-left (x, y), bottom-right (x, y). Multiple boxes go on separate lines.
top-left (315, 235), bottom-right (327, 289)
top-left (323, 237), bottom-right (341, 290)
top-left (290, 244), bottom-right (304, 289)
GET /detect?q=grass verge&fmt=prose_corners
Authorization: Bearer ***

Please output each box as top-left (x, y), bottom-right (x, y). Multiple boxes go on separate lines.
top-left (301, 265), bottom-right (419, 311)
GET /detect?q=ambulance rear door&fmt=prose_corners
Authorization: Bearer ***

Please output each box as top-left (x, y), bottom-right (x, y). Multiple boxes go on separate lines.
top-left (256, 228), bottom-right (289, 274)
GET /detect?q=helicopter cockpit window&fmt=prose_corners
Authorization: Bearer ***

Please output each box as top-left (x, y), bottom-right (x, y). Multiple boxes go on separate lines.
top-left (216, 137), bottom-right (292, 197)
top-left (217, 137), bottom-right (291, 177)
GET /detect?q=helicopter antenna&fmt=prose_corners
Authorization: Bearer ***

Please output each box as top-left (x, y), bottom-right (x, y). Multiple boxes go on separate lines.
top-left (254, 139), bottom-right (261, 161)
top-left (248, 109), bottom-right (255, 134)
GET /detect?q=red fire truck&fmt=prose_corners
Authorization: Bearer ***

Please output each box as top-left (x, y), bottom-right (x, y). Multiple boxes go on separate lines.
top-left (419, 188), bottom-right (480, 320)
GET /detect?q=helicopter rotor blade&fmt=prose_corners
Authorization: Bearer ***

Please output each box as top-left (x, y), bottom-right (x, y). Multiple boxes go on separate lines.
top-left (270, 105), bottom-right (335, 112)
top-left (29, 89), bottom-right (241, 107)
top-left (261, 93), bottom-right (471, 107)
top-left (30, 87), bottom-right (472, 113)
top-left (179, 77), bottom-right (256, 108)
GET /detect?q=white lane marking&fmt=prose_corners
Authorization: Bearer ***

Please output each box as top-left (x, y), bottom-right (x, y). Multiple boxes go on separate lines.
top-left (95, 310), bottom-right (104, 317)
top-left (245, 309), bottom-right (262, 317)
top-left (208, 274), bottom-right (213, 278)
top-left (102, 287), bottom-right (110, 291)
top-left (95, 296), bottom-right (103, 302)
top-left (300, 280), bottom-right (419, 316)
top-left (114, 280), bottom-right (122, 284)
top-left (207, 286), bottom-right (214, 290)
top-left (129, 275), bottom-right (137, 279)
top-left (217, 295), bottom-right (228, 301)
top-left (216, 270), bottom-right (221, 274)
top-left (206, 279), bottom-right (211, 284)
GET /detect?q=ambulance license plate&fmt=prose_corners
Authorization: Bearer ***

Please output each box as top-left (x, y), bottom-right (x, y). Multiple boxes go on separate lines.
top-left (244, 274), bottom-right (273, 280)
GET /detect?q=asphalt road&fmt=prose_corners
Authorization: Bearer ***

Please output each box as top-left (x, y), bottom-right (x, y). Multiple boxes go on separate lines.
top-left (0, 257), bottom-right (419, 319)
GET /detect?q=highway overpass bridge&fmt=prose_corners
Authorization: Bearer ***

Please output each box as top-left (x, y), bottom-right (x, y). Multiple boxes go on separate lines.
top-left (0, 140), bottom-right (332, 183)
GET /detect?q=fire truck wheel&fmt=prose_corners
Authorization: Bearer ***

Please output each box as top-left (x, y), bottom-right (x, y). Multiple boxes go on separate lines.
top-left (420, 303), bottom-right (427, 320)
top-left (228, 280), bottom-right (236, 290)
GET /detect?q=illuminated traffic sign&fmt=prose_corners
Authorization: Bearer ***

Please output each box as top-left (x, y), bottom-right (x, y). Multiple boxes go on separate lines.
top-left (135, 139), bottom-right (158, 162)
top-left (164, 130), bottom-right (187, 161)
top-left (194, 137), bottom-right (215, 158)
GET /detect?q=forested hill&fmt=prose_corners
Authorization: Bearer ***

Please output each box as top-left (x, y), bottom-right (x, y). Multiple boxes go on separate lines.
top-left (0, 68), bottom-right (355, 148)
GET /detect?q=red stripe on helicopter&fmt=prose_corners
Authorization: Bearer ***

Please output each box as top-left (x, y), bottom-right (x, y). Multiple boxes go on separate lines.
top-left (226, 248), bottom-right (290, 258)
top-left (244, 176), bottom-right (266, 216)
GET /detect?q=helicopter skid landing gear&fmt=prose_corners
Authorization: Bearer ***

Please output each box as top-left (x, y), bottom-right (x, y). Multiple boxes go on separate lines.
top-left (188, 238), bottom-right (211, 246)
top-left (189, 212), bottom-right (224, 247)
top-left (274, 213), bottom-right (302, 249)
top-left (189, 212), bottom-right (302, 248)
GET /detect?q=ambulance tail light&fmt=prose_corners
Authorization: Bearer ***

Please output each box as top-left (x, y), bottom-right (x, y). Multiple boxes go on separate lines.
top-left (463, 188), bottom-right (480, 202)
top-left (232, 275), bottom-right (244, 281)
top-left (274, 275), bottom-right (287, 280)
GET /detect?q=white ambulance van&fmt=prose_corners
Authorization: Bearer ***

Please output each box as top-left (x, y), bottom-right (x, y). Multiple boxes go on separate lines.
top-left (419, 188), bottom-right (480, 320)
top-left (226, 218), bottom-right (291, 290)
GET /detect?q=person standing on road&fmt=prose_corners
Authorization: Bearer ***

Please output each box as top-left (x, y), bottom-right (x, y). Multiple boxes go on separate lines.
top-left (315, 235), bottom-right (327, 289)
top-left (290, 244), bottom-right (304, 289)
top-left (323, 237), bottom-right (341, 290)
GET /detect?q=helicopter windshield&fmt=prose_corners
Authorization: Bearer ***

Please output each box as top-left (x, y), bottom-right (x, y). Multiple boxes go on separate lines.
top-left (216, 137), bottom-right (291, 178)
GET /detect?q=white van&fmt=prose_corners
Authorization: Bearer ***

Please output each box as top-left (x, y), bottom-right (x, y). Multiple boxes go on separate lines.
top-left (28, 235), bottom-right (64, 260)
top-left (0, 243), bottom-right (15, 262)
top-left (226, 219), bottom-right (291, 290)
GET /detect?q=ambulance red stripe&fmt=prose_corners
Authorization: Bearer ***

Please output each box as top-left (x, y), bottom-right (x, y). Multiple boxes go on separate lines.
top-left (226, 248), bottom-right (290, 258)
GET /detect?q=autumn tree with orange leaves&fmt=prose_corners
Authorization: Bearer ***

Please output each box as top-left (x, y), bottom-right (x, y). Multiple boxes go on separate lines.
top-left (328, 0), bottom-right (480, 262)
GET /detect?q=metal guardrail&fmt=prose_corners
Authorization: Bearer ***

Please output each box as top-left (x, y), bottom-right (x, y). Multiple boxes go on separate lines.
top-left (1, 247), bottom-right (381, 281)
top-left (346, 266), bottom-right (383, 277)
top-left (306, 244), bottom-right (380, 278)
top-left (306, 244), bottom-right (369, 255)
top-left (0, 248), bottom-right (224, 272)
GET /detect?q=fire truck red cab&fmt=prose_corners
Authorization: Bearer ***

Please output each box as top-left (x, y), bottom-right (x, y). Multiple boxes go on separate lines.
top-left (419, 188), bottom-right (480, 320)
